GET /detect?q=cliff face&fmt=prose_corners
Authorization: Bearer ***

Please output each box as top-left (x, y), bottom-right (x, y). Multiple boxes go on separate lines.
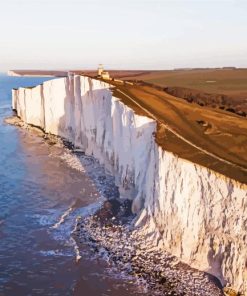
top-left (12, 75), bottom-right (247, 294)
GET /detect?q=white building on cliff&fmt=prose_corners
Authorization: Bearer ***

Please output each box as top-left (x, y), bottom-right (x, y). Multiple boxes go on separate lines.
top-left (97, 64), bottom-right (110, 80)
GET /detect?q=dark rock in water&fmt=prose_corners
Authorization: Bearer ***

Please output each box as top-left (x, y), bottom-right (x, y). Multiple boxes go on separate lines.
top-left (94, 198), bottom-right (133, 225)
top-left (107, 199), bottom-right (121, 216)
top-left (62, 139), bottom-right (74, 150)
top-left (117, 199), bottom-right (133, 219)
top-left (94, 199), bottom-right (121, 223)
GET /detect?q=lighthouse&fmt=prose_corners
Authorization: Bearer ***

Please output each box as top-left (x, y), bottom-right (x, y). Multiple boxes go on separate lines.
top-left (97, 64), bottom-right (110, 80)
top-left (98, 64), bottom-right (104, 77)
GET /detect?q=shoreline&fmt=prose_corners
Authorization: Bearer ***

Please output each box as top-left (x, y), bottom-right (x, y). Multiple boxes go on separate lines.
top-left (2, 113), bottom-right (148, 295)
top-left (5, 114), bottom-right (230, 296)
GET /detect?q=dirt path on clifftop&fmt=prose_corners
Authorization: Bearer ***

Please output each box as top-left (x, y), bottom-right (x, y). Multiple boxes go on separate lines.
top-left (111, 83), bottom-right (247, 184)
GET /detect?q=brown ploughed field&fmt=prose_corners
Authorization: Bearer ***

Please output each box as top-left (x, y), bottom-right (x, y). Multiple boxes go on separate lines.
top-left (105, 75), bottom-right (247, 184)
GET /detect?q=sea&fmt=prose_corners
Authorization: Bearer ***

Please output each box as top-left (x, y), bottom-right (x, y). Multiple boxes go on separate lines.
top-left (0, 73), bottom-right (146, 296)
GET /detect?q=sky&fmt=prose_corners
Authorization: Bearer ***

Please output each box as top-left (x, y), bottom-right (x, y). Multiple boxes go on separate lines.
top-left (0, 0), bottom-right (247, 71)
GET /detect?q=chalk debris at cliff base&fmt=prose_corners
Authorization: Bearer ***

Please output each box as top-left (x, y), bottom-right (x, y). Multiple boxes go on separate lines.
top-left (73, 199), bottom-right (225, 296)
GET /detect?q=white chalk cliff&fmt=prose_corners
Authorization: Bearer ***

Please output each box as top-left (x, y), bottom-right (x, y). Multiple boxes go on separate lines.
top-left (12, 75), bottom-right (247, 294)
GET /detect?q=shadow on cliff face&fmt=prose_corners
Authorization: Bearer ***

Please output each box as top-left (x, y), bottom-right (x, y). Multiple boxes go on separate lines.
top-left (56, 76), bottom-right (118, 198)
top-left (55, 76), bottom-right (136, 222)
top-left (57, 75), bottom-right (156, 211)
